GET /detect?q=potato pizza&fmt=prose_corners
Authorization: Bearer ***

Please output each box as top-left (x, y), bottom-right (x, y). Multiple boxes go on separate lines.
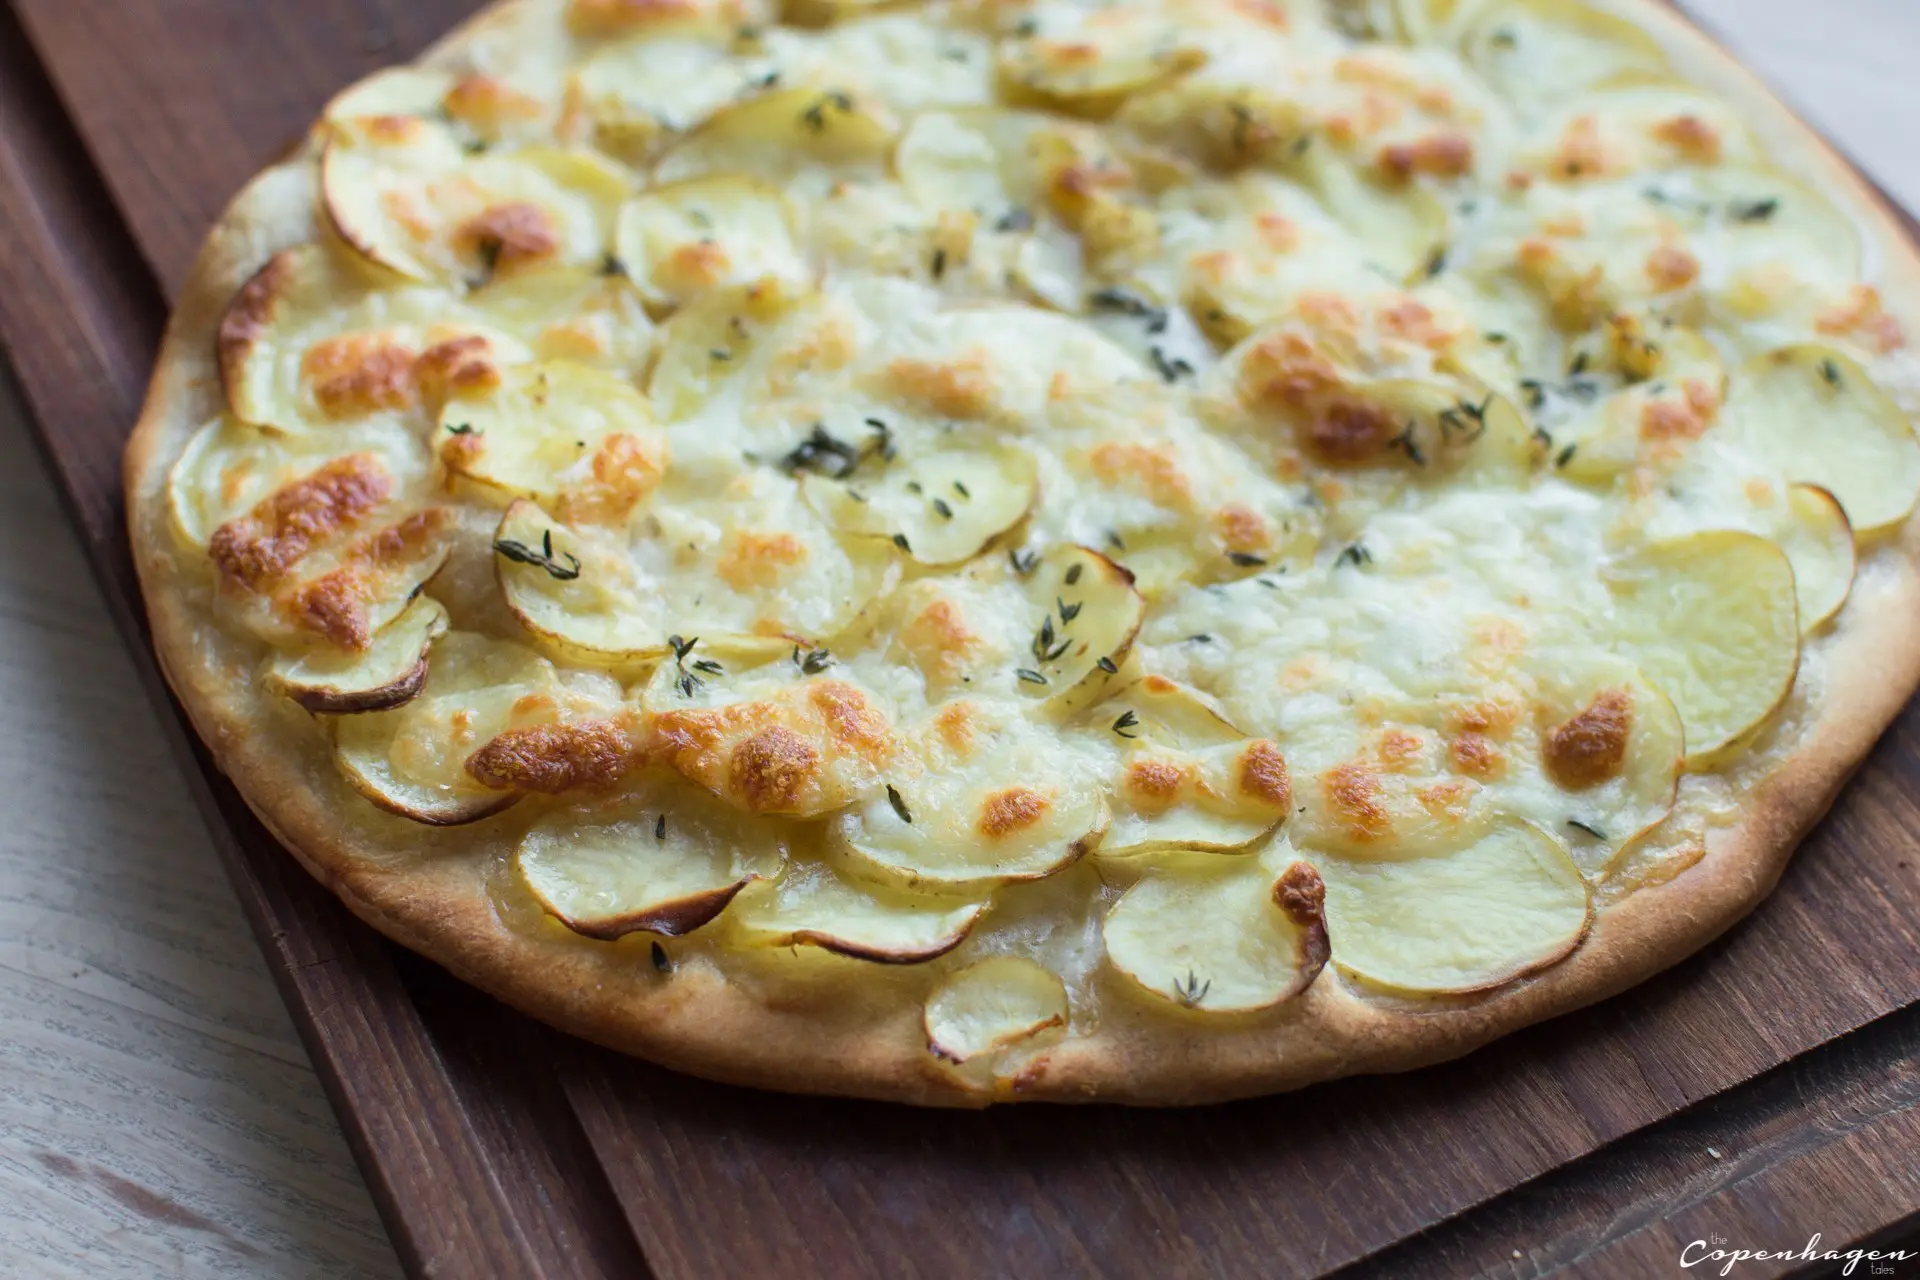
top-left (126, 0), bottom-right (1920, 1104)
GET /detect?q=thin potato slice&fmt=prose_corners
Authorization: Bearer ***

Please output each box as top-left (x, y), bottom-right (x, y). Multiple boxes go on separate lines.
top-left (1779, 484), bottom-right (1855, 631)
top-left (1115, 81), bottom-right (1310, 172)
top-left (1298, 148), bottom-right (1451, 284)
top-left (1462, 0), bottom-right (1670, 116)
top-left (1014, 546), bottom-right (1145, 710)
top-left (515, 782), bottom-right (788, 939)
top-left (613, 175), bottom-right (809, 310)
top-left (437, 361), bottom-right (666, 517)
top-left (322, 67), bottom-right (458, 126)
top-left (646, 276), bottom-right (809, 419)
top-left (332, 633), bottom-right (560, 824)
top-left (802, 447), bottom-right (1039, 566)
top-left (835, 701), bottom-right (1110, 890)
top-left (1602, 531), bottom-right (1799, 767)
top-left (653, 85), bottom-right (897, 186)
top-left (218, 243), bottom-right (464, 430)
top-left (1729, 346), bottom-right (1920, 535)
top-left (924, 956), bottom-right (1068, 1064)
top-left (1102, 860), bottom-right (1330, 1013)
top-left (323, 117), bottom-right (628, 284)
top-left (1530, 651), bottom-right (1684, 876)
top-left (494, 501), bottom-right (663, 663)
top-left (166, 417), bottom-right (425, 551)
top-left (726, 863), bottom-right (986, 962)
top-left (1096, 677), bottom-right (1293, 859)
top-left (1517, 84), bottom-right (1755, 181)
top-left (266, 595), bottom-right (449, 714)
top-left (1316, 822), bottom-right (1592, 994)
top-left (996, 13), bottom-right (1204, 118)
top-left (464, 266), bottom-right (655, 380)
top-left (566, 37), bottom-right (775, 164)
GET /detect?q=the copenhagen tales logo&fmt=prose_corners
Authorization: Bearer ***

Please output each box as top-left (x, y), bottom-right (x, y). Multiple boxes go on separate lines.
top-left (1682, 1232), bottom-right (1917, 1276)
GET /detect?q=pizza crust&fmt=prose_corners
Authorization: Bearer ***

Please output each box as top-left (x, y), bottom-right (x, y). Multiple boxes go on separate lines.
top-left (124, 0), bottom-right (1920, 1105)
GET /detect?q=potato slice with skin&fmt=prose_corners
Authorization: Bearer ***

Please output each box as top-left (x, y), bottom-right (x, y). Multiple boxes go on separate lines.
top-left (726, 862), bottom-right (986, 962)
top-left (653, 86), bottom-right (897, 187)
top-left (323, 116), bottom-right (628, 284)
top-left (614, 175), bottom-right (808, 310)
top-left (802, 447), bottom-right (1039, 566)
top-left (996, 13), bottom-right (1205, 118)
top-left (1014, 545), bottom-right (1145, 710)
top-left (438, 361), bottom-right (666, 517)
top-left (494, 501), bottom-right (662, 663)
top-left (266, 595), bottom-right (449, 714)
top-left (1315, 822), bottom-right (1592, 994)
top-left (1462, 0), bottom-right (1670, 116)
top-left (835, 700), bottom-right (1110, 891)
top-left (166, 416), bottom-right (426, 551)
top-left (1103, 859), bottom-right (1330, 1013)
top-left (924, 956), bottom-right (1068, 1064)
top-left (647, 276), bottom-right (808, 420)
top-left (516, 781), bottom-right (787, 940)
top-left (332, 633), bottom-right (562, 824)
top-left (1530, 651), bottom-right (1684, 876)
top-left (1602, 531), bottom-right (1799, 768)
top-left (1780, 484), bottom-right (1855, 631)
top-left (1096, 676), bottom-right (1293, 859)
top-left (1729, 346), bottom-right (1920, 536)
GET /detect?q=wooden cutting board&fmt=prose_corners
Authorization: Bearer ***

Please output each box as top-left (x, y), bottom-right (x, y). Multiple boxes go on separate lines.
top-left (1, 1), bottom-right (1916, 1275)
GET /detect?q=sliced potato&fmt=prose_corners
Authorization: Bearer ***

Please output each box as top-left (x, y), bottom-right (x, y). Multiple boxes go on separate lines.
top-left (1114, 81), bottom-right (1310, 172)
top-left (614, 175), bottom-right (809, 310)
top-left (653, 85), bottom-right (897, 186)
top-left (1729, 346), bottom-right (1920, 536)
top-left (323, 117), bottom-right (627, 284)
top-left (924, 956), bottom-right (1069, 1064)
top-left (265, 596), bottom-right (449, 714)
top-left (166, 416), bottom-right (425, 551)
top-left (233, 505), bottom-right (454, 652)
top-left (1297, 148), bottom-right (1451, 284)
top-left (835, 701), bottom-right (1109, 890)
top-left (566, 36), bottom-right (774, 164)
top-left (1602, 531), bottom-right (1799, 767)
top-left (726, 862), bottom-right (986, 962)
top-left (332, 632), bottom-right (560, 824)
top-left (1315, 822), bottom-right (1592, 994)
top-left (1530, 651), bottom-right (1684, 876)
top-left (1096, 677), bottom-right (1292, 859)
top-left (437, 360), bottom-right (666, 516)
top-left (1516, 84), bottom-right (1755, 181)
top-left (802, 447), bottom-right (1039, 566)
top-left (321, 67), bottom-right (458, 126)
top-left (515, 781), bottom-right (787, 939)
top-left (494, 501), bottom-right (663, 663)
top-left (1014, 545), bottom-right (1145, 709)
top-left (996, 14), bottom-right (1204, 117)
top-left (465, 266), bottom-right (655, 379)
top-left (1779, 484), bottom-right (1855, 631)
top-left (646, 276), bottom-right (810, 419)
top-left (1462, 0), bottom-right (1670, 116)
top-left (1102, 859), bottom-right (1329, 1013)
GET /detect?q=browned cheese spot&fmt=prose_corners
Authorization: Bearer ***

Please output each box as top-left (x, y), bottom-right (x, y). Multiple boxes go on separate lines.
top-left (467, 719), bottom-right (634, 793)
top-left (727, 725), bottom-right (823, 812)
top-left (977, 787), bottom-right (1050, 838)
top-left (209, 454), bottom-right (393, 591)
top-left (1237, 739), bottom-right (1292, 810)
top-left (1543, 687), bottom-right (1634, 790)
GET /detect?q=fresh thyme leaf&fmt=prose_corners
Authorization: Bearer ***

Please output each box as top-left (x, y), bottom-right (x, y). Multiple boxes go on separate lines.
top-left (778, 423), bottom-right (866, 478)
top-left (1728, 196), bottom-right (1779, 223)
top-left (930, 247), bottom-right (948, 280)
top-left (1335, 542), bottom-right (1373, 568)
top-left (1566, 818), bottom-right (1608, 840)
top-left (1229, 550), bottom-right (1269, 567)
top-left (1388, 421), bottom-right (1426, 467)
top-left (493, 534), bottom-right (582, 581)
top-left (932, 497), bottom-right (954, 520)
top-left (893, 532), bottom-right (913, 553)
top-left (793, 645), bottom-right (834, 675)
top-left (691, 659), bottom-right (725, 676)
top-left (709, 348), bottom-right (733, 361)
top-left (655, 814), bottom-right (668, 842)
top-left (1556, 442), bottom-right (1578, 468)
top-left (1015, 667), bottom-right (1049, 685)
top-left (1097, 655), bottom-right (1119, 674)
top-left (600, 253), bottom-right (629, 278)
top-left (1064, 563), bottom-right (1083, 586)
top-left (1186, 633), bottom-right (1213, 644)
top-left (1173, 968), bottom-right (1211, 1007)
top-left (1820, 358), bottom-right (1844, 389)
top-left (1420, 246), bottom-right (1449, 280)
top-left (668, 635), bottom-right (697, 661)
top-left (1112, 709), bottom-right (1140, 738)
top-left (952, 479), bottom-right (971, 499)
top-left (445, 421), bottom-right (479, 436)
top-left (1010, 547), bottom-right (1039, 575)
top-left (652, 941), bottom-right (673, 973)
top-left (1057, 597), bottom-right (1082, 623)
top-left (1148, 345), bottom-right (1195, 383)
top-left (887, 783), bottom-right (914, 825)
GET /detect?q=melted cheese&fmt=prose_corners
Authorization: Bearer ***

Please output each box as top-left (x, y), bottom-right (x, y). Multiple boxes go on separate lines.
top-left (176, 0), bottom-right (1920, 1033)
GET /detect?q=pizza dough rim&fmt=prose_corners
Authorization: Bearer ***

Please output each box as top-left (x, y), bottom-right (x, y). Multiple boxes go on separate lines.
top-left (123, 0), bottom-right (1920, 1106)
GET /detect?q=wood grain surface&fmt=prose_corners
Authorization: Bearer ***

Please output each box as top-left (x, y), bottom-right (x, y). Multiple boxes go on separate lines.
top-left (1, 0), bottom-right (1917, 1276)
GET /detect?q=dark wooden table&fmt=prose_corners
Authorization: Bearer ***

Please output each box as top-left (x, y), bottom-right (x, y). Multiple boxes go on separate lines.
top-left (1, 1), bottom-right (1916, 1275)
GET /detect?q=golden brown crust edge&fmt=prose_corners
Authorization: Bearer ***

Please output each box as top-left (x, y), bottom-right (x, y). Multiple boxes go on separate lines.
top-left (122, 0), bottom-right (1920, 1106)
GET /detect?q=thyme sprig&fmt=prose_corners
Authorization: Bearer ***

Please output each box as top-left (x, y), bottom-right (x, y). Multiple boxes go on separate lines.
top-left (494, 529), bottom-right (581, 581)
